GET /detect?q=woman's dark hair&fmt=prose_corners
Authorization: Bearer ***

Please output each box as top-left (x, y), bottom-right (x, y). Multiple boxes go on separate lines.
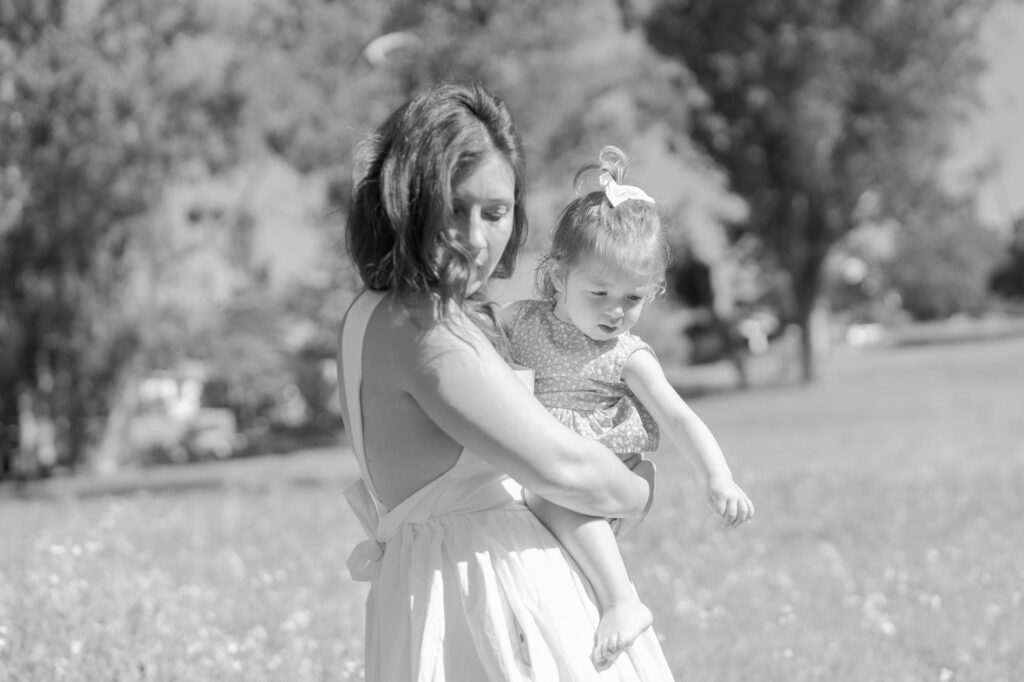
top-left (347, 83), bottom-right (528, 329)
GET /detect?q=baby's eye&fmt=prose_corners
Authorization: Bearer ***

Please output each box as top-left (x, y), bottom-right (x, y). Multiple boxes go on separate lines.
top-left (626, 294), bottom-right (644, 302)
top-left (590, 290), bottom-right (607, 297)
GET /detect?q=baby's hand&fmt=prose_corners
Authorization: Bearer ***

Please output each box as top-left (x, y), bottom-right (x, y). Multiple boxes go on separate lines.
top-left (706, 475), bottom-right (754, 528)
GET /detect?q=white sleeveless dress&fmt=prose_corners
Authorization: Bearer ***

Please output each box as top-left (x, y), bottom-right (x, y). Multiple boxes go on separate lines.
top-left (341, 291), bottom-right (675, 681)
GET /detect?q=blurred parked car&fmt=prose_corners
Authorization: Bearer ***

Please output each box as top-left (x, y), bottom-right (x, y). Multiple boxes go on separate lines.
top-left (683, 308), bottom-right (782, 365)
top-left (127, 363), bottom-right (244, 465)
top-left (182, 407), bottom-right (242, 460)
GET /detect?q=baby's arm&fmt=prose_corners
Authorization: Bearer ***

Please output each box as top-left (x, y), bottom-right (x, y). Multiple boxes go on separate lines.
top-left (623, 350), bottom-right (755, 527)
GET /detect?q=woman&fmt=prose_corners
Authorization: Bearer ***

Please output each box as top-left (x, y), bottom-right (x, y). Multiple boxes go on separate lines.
top-left (339, 82), bottom-right (673, 680)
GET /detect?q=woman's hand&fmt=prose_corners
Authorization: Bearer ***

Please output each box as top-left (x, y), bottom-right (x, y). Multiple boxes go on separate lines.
top-left (706, 475), bottom-right (754, 528)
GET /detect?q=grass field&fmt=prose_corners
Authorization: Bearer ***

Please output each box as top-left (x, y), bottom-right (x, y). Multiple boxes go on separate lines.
top-left (1, 337), bottom-right (1022, 681)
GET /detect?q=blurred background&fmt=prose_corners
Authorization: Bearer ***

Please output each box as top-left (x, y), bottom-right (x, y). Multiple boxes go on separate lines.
top-left (3, 0), bottom-right (1023, 480)
top-left (2, 1), bottom-right (1024, 679)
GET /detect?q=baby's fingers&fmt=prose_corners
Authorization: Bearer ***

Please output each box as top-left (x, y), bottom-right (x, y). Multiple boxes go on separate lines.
top-left (730, 498), bottom-right (754, 527)
top-left (712, 494), bottom-right (729, 518)
top-left (718, 498), bottom-right (732, 524)
top-left (718, 496), bottom-right (754, 528)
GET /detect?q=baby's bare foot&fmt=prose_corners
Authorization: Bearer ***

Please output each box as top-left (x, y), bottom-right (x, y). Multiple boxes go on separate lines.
top-left (591, 600), bottom-right (653, 671)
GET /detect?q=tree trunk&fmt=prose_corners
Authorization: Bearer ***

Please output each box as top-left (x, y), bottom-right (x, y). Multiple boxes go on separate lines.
top-left (0, 388), bottom-right (17, 481)
top-left (791, 254), bottom-right (828, 383)
top-left (66, 371), bottom-right (86, 474)
top-left (0, 322), bottom-right (30, 480)
top-left (785, 191), bottom-right (838, 384)
top-left (796, 312), bottom-right (815, 383)
top-left (90, 367), bottom-right (140, 476)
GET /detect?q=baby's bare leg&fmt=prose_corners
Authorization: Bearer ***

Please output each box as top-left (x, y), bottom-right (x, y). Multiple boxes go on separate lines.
top-left (524, 490), bottom-right (653, 671)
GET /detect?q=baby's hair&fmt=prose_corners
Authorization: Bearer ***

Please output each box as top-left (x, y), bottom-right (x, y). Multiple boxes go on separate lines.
top-left (347, 82), bottom-right (528, 316)
top-left (537, 146), bottom-right (669, 301)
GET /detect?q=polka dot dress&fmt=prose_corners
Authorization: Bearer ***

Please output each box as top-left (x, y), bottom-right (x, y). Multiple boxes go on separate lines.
top-left (508, 299), bottom-right (659, 456)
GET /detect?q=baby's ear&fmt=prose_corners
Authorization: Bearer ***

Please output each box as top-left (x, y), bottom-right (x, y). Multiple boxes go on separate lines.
top-left (549, 260), bottom-right (568, 293)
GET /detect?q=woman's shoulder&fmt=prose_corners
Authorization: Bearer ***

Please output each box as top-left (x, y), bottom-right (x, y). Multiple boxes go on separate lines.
top-left (346, 294), bottom-right (434, 368)
top-left (498, 298), bottom-right (545, 332)
top-left (383, 296), bottom-right (511, 369)
top-left (496, 299), bottom-right (524, 330)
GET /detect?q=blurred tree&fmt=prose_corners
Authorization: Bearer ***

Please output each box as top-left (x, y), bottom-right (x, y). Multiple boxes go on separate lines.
top-left (884, 209), bottom-right (1002, 320)
top-left (239, 0), bottom-right (707, 224)
top-left (196, 289), bottom-right (292, 434)
top-left (239, 0), bottom-right (398, 210)
top-left (990, 215), bottom-right (1024, 300)
top-left (862, 186), bottom-right (1003, 321)
top-left (133, 201), bottom-right (295, 435)
top-left (822, 215), bottom-right (902, 328)
top-left (641, 0), bottom-right (994, 380)
top-left (0, 0), bottom-right (248, 477)
top-left (381, 0), bottom-right (697, 218)
top-left (238, 0), bottom-right (712, 356)
top-left (4, 0), bottom-right (709, 476)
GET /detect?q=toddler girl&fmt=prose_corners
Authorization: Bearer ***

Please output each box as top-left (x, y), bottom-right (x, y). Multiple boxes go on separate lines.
top-left (503, 146), bottom-right (755, 670)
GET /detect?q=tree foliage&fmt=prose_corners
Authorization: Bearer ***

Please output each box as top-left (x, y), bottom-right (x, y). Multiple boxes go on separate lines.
top-left (240, 0), bottom-right (693, 223)
top-left (2, 0), bottom-right (700, 475)
top-left (0, 0), bottom-right (248, 475)
top-left (2, 0), bottom-right (1006, 476)
top-left (242, 0), bottom-right (701, 345)
top-left (642, 0), bottom-right (993, 379)
top-left (883, 199), bottom-right (1003, 320)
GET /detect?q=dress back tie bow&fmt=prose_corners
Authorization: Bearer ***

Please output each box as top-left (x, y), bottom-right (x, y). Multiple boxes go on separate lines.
top-left (344, 480), bottom-right (385, 582)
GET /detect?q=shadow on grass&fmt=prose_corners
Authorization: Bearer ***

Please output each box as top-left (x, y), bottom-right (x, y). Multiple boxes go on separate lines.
top-left (0, 446), bottom-right (356, 502)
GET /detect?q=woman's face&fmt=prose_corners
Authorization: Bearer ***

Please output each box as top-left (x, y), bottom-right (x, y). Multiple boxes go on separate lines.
top-left (450, 154), bottom-right (516, 296)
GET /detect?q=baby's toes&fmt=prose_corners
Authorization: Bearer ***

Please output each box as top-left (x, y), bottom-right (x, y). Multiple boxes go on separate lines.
top-left (591, 638), bottom-right (617, 671)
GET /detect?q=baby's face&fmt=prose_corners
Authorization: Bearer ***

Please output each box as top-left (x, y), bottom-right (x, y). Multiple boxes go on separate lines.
top-left (552, 260), bottom-right (654, 342)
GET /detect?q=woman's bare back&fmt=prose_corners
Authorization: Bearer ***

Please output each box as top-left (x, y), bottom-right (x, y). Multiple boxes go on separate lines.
top-left (338, 296), bottom-right (464, 510)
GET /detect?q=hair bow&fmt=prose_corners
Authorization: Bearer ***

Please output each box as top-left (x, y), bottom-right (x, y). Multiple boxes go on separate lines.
top-left (599, 172), bottom-right (655, 208)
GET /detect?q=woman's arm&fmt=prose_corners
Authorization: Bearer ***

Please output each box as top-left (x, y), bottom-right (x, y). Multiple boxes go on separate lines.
top-left (396, 311), bottom-right (651, 519)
